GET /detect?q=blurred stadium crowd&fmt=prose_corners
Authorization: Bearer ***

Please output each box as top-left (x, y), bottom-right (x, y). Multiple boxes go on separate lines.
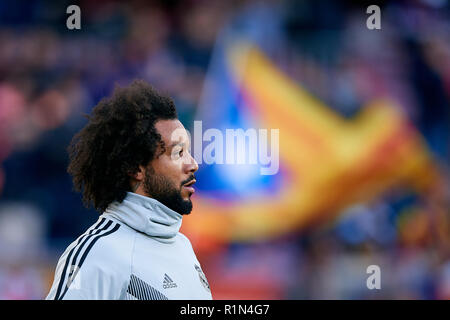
top-left (0, 0), bottom-right (449, 299)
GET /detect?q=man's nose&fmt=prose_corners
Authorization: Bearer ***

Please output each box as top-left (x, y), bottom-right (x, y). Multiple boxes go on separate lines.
top-left (186, 153), bottom-right (199, 173)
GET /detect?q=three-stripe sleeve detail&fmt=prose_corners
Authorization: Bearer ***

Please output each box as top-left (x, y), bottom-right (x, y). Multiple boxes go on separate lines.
top-left (53, 218), bottom-right (107, 300)
top-left (54, 218), bottom-right (120, 300)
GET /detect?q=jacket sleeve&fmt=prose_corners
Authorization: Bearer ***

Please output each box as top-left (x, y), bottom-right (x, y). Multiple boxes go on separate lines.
top-left (45, 223), bottom-right (131, 300)
top-left (46, 248), bottom-right (130, 300)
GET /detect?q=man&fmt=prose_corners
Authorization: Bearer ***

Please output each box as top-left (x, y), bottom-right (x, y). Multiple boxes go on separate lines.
top-left (46, 80), bottom-right (212, 300)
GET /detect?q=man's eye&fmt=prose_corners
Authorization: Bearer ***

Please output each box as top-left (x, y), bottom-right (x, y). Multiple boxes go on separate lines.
top-left (173, 149), bottom-right (183, 158)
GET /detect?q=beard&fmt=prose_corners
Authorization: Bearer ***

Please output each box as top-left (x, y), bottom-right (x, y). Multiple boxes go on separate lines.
top-left (142, 167), bottom-right (193, 215)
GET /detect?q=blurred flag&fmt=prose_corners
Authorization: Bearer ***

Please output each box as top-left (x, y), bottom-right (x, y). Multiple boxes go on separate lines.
top-left (181, 4), bottom-right (441, 252)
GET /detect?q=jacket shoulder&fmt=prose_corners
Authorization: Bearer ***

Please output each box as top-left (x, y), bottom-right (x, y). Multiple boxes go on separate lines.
top-left (46, 217), bottom-right (136, 300)
top-left (177, 232), bottom-right (195, 251)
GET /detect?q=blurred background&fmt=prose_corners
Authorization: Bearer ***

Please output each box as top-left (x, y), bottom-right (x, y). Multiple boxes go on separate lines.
top-left (0, 0), bottom-right (449, 299)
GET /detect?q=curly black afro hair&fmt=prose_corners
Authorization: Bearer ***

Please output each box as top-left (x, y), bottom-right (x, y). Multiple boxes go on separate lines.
top-left (67, 79), bottom-right (178, 213)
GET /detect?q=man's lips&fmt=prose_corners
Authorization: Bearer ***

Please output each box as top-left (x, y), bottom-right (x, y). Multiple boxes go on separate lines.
top-left (182, 179), bottom-right (196, 194)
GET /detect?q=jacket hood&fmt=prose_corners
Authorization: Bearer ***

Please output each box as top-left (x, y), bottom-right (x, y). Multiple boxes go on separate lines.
top-left (103, 192), bottom-right (182, 243)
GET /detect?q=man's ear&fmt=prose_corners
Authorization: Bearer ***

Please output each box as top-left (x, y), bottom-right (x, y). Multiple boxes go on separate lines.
top-left (129, 165), bottom-right (146, 182)
top-left (129, 165), bottom-right (146, 193)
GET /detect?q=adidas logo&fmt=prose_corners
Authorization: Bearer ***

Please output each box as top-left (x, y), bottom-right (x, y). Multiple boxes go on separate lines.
top-left (162, 273), bottom-right (177, 289)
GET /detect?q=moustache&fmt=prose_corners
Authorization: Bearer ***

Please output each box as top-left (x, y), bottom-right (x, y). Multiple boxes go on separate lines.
top-left (181, 175), bottom-right (196, 187)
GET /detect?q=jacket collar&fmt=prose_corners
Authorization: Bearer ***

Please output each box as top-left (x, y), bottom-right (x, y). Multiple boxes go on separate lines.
top-left (103, 192), bottom-right (182, 243)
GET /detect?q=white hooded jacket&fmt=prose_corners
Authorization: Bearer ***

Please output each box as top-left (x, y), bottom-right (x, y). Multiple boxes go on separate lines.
top-left (46, 192), bottom-right (212, 300)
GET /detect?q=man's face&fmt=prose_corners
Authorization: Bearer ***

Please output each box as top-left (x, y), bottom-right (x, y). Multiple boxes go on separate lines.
top-left (142, 119), bottom-right (198, 215)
